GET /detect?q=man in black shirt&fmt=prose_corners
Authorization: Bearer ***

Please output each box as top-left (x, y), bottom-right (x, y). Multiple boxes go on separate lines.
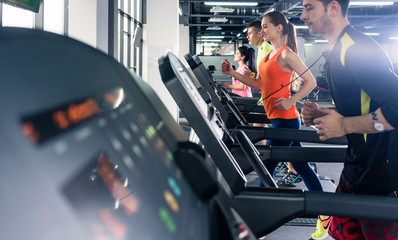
top-left (300, 0), bottom-right (398, 239)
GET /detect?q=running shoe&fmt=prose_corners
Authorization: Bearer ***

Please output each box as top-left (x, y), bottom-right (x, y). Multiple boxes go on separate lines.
top-left (311, 215), bottom-right (331, 240)
top-left (274, 162), bottom-right (288, 176)
top-left (278, 171), bottom-right (302, 185)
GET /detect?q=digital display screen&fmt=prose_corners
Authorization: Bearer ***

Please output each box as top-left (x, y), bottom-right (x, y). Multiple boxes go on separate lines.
top-left (22, 88), bottom-right (126, 144)
top-left (63, 154), bottom-right (140, 239)
top-left (57, 84), bottom-right (209, 239)
top-left (62, 152), bottom-right (207, 239)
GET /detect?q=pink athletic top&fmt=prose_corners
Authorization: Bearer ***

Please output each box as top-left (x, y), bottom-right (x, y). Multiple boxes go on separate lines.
top-left (232, 65), bottom-right (253, 97)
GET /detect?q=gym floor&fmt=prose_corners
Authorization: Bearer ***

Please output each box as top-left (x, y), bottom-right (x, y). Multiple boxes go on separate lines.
top-left (247, 162), bottom-right (344, 240)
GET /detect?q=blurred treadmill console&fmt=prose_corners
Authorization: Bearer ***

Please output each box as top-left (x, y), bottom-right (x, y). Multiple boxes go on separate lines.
top-left (184, 53), bottom-right (267, 123)
top-left (0, 28), bottom-right (256, 240)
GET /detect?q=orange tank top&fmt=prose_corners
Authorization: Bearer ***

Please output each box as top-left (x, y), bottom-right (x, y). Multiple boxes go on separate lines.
top-left (258, 46), bottom-right (299, 119)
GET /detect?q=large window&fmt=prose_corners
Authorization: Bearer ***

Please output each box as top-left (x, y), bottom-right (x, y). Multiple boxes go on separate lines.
top-left (43, 0), bottom-right (64, 35)
top-left (118, 0), bottom-right (143, 76)
top-left (1, 0), bottom-right (143, 76)
top-left (1, 0), bottom-right (64, 33)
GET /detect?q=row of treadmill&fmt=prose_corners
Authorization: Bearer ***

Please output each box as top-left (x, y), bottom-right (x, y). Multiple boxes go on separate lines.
top-left (1, 27), bottom-right (397, 240)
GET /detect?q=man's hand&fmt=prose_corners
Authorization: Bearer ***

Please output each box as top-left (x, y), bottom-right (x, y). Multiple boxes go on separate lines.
top-left (301, 100), bottom-right (323, 126)
top-left (314, 107), bottom-right (347, 141)
top-left (275, 98), bottom-right (293, 111)
top-left (221, 59), bottom-right (233, 76)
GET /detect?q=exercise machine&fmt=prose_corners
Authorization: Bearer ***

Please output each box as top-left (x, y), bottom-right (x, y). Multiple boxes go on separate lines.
top-left (0, 28), bottom-right (258, 240)
top-left (158, 51), bottom-right (398, 237)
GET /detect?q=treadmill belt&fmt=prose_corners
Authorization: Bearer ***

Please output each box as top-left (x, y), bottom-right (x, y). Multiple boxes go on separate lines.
top-left (286, 218), bottom-right (317, 227)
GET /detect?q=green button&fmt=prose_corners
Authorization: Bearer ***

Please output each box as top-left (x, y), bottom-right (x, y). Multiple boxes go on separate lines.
top-left (159, 207), bottom-right (177, 233)
top-left (145, 125), bottom-right (156, 139)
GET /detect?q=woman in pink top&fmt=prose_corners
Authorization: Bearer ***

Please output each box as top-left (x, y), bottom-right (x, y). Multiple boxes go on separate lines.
top-left (222, 46), bottom-right (256, 97)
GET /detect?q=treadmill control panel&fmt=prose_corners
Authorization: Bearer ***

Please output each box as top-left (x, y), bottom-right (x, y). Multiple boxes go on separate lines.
top-left (0, 28), bottom-right (209, 240)
top-left (159, 52), bottom-right (247, 195)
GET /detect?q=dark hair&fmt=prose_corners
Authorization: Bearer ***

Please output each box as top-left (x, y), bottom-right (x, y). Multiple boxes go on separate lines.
top-left (318, 0), bottom-right (349, 17)
top-left (238, 46), bottom-right (257, 73)
top-left (248, 20), bottom-right (261, 32)
top-left (263, 11), bottom-right (298, 54)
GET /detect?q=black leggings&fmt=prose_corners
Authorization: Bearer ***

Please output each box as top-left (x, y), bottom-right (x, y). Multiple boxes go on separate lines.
top-left (264, 118), bottom-right (323, 191)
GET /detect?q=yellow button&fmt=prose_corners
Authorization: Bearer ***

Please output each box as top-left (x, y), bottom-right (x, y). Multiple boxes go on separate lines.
top-left (164, 190), bottom-right (179, 212)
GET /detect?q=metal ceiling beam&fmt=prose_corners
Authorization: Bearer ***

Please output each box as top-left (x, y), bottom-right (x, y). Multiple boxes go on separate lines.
top-left (185, 14), bottom-right (259, 18)
top-left (288, 15), bottom-right (398, 19)
top-left (356, 14), bottom-right (398, 26)
top-left (195, 35), bottom-right (235, 38)
top-left (191, 30), bottom-right (241, 33)
top-left (180, 0), bottom-right (275, 2)
top-left (349, 15), bottom-right (398, 19)
top-left (188, 23), bottom-right (248, 26)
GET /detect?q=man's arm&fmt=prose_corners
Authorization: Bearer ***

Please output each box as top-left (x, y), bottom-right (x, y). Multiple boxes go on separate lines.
top-left (314, 108), bottom-right (394, 141)
top-left (314, 37), bottom-right (398, 140)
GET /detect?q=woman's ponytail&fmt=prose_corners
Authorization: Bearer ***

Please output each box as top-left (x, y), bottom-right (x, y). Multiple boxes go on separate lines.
top-left (238, 46), bottom-right (257, 73)
top-left (286, 22), bottom-right (298, 54)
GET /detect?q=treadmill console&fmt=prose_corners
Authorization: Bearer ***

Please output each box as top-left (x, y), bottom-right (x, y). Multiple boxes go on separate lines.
top-left (159, 52), bottom-right (247, 195)
top-left (0, 28), bottom-right (229, 240)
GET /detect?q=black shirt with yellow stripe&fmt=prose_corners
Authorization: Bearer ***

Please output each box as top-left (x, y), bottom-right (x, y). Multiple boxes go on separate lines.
top-left (324, 25), bottom-right (398, 194)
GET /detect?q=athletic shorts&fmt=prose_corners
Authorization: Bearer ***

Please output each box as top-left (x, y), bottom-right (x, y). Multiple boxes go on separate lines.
top-left (328, 173), bottom-right (398, 240)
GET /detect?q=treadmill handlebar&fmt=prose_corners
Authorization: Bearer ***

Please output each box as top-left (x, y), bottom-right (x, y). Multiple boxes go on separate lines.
top-left (237, 126), bottom-right (348, 145)
top-left (234, 130), bottom-right (277, 188)
top-left (234, 187), bottom-right (398, 237)
top-left (305, 191), bottom-right (398, 222)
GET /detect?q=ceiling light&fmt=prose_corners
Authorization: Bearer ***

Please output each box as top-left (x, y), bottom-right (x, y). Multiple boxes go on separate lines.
top-left (206, 26), bottom-right (222, 30)
top-left (201, 36), bottom-right (224, 39)
top-left (237, 33), bottom-right (241, 37)
top-left (364, 33), bottom-right (380, 36)
top-left (295, 25), bottom-right (308, 29)
top-left (314, 39), bottom-right (328, 43)
top-left (210, 7), bottom-right (235, 13)
top-left (178, 7), bottom-right (183, 16)
top-left (201, 39), bottom-right (222, 42)
top-left (243, 28), bottom-right (248, 33)
top-left (304, 43), bottom-right (313, 46)
top-left (203, 43), bottom-right (219, 46)
top-left (349, 2), bottom-right (393, 6)
top-left (390, 37), bottom-right (398, 40)
top-left (209, 17), bottom-right (228, 23)
top-left (205, 2), bottom-right (258, 6)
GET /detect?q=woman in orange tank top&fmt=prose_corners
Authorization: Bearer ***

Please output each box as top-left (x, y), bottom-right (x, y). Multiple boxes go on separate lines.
top-left (221, 11), bottom-right (323, 192)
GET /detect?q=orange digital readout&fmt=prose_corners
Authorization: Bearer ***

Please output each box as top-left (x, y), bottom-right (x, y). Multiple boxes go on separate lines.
top-left (21, 89), bottom-right (125, 144)
top-left (97, 154), bottom-right (139, 216)
top-left (22, 121), bottom-right (41, 143)
top-left (53, 98), bottom-right (101, 130)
